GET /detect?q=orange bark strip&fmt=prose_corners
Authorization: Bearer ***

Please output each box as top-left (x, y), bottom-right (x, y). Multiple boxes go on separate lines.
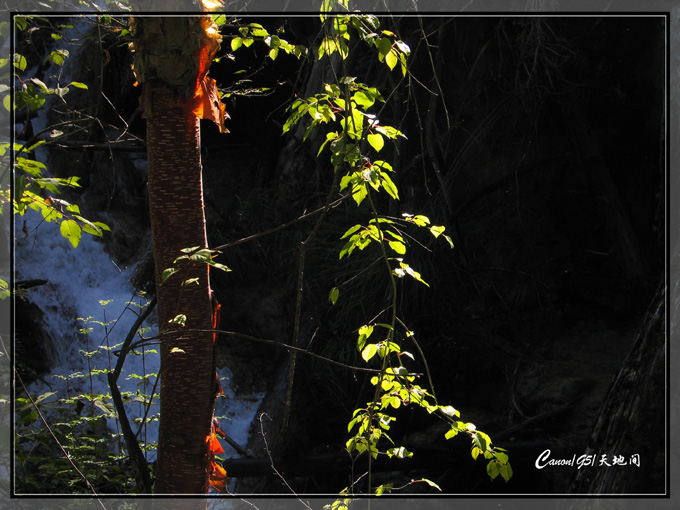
top-left (192, 76), bottom-right (229, 133)
top-left (191, 15), bottom-right (229, 132)
top-left (208, 460), bottom-right (227, 492)
top-left (212, 302), bottom-right (221, 343)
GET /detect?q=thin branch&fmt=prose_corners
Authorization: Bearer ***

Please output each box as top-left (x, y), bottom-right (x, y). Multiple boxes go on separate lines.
top-left (107, 371), bottom-right (153, 493)
top-left (258, 413), bottom-right (312, 510)
top-left (210, 196), bottom-right (346, 253)
top-left (111, 297), bottom-right (156, 381)
top-left (106, 297), bottom-right (156, 493)
top-left (123, 328), bottom-right (382, 375)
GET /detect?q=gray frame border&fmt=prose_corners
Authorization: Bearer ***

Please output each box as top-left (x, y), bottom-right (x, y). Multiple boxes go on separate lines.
top-left (1, 1), bottom-right (676, 509)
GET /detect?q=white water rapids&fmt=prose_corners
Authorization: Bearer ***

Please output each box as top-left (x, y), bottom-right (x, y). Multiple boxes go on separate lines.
top-left (12, 16), bottom-right (264, 496)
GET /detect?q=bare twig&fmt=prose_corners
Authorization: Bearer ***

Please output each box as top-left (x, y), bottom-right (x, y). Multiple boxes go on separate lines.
top-left (126, 328), bottom-right (383, 375)
top-left (259, 413), bottom-right (312, 510)
top-left (210, 196), bottom-right (346, 253)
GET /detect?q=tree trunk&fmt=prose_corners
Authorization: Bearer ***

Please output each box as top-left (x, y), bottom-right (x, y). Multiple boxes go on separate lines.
top-left (147, 82), bottom-right (216, 494)
top-left (566, 282), bottom-right (666, 496)
top-left (131, 14), bottom-right (224, 495)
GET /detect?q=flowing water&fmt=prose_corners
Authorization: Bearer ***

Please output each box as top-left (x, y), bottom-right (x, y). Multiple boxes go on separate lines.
top-left (13, 16), bottom-right (264, 495)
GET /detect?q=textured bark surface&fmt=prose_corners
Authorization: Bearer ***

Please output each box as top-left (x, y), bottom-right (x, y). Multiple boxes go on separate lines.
top-left (566, 284), bottom-right (666, 496)
top-left (146, 82), bottom-right (215, 495)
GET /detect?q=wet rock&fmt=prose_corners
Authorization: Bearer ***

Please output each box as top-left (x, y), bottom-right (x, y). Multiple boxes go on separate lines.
top-left (14, 297), bottom-right (54, 386)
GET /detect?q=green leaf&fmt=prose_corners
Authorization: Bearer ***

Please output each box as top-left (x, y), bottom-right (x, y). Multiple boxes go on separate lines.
top-left (68, 81), bottom-right (88, 90)
top-left (403, 213), bottom-right (430, 227)
top-left (329, 286), bottom-right (340, 305)
top-left (357, 325), bottom-right (373, 351)
top-left (388, 240), bottom-right (406, 255)
top-left (444, 428), bottom-right (459, 440)
top-left (169, 314), bottom-right (186, 326)
top-left (487, 459), bottom-right (501, 480)
top-left (319, 37), bottom-right (336, 58)
top-left (385, 49), bottom-right (398, 71)
top-left (380, 172), bottom-right (399, 200)
top-left (0, 279), bottom-right (9, 300)
top-left (93, 399), bottom-right (113, 415)
top-left (421, 478), bottom-right (441, 491)
top-left (161, 267), bottom-right (179, 283)
top-left (13, 53), bottom-right (27, 71)
top-left (351, 182), bottom-right (368, 206)
top-left (377, 37), bottom-right (392, 60)
top-left (400, 52), bottom-right (408, 77)
top-left (361, 343), bottom-right (378, 362)
top-left (341, 223), bottom-right (362, 239)
top-left (495, 451), bottom-right (509, 464)
top-left (73, 215), bottom-right (106, 236)
top-left (47, 49), bottom-right (69, 66)
top-left (352, 90), bottom-right (375, 109)
top-left (429, 225), bottom-right (446, 238)
top-left (250, 25), bottom-right (269, 38)
top-left (231, 37), bottom-right (243, 51)
top-left (367, 133), bottom-right (384, 152)
top-left (59, 219), bottom-right (81, 248)
top-left (476, 431), bottom-right (491, 451)
top-left (500, 462), bottom-right (513, 482)
top-left (29, 78), bottom-right (51, 93)
top-left (15, 157), bottom-right (46, 177)
top-left (375, 125), bottom-right (404, 139)
top-left (81, 220), bottom-right (110, 236)
top-left (210, 262), bottom-right (231, 273)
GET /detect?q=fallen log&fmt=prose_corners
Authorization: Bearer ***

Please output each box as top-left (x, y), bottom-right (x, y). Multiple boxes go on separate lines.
top-left (222, 447), bottom-right (452, 479)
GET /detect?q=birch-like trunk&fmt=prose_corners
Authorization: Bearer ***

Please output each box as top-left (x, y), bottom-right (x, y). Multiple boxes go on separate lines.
top-left (131, 13), bottom-right (222, 496)
top-left (147, 82), bottom-right (215, 494)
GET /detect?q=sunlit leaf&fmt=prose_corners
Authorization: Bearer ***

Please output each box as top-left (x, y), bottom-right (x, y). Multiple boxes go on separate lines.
top-left (388, 240), bottom-right (406, 255)
top-left (59, 219), bottom-right (81, 248)
top-left (169, 314), bottom-right (186, 326)
top-left (161, 267), bottom-right (179, 283)
top-left (13, 53), bottom-right (27, 71)
top-left (500, 462), bottom-right (513, 482)
top-left (380, 173), bottom-right (399, 200)
top-left (367, 133), bottom-right (384, 152)
top-left (361, 343), bottom-right (378, 362)
top-left (429, 225), bottom-right (446, 238)
top-left (231, 36), bottom-right (243, 51)
top-left (384, 49), bottom-right (398, 70)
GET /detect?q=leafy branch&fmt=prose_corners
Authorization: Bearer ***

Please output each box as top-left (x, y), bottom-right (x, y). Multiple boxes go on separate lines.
top-left (280, 3), bottom-right (513, 498)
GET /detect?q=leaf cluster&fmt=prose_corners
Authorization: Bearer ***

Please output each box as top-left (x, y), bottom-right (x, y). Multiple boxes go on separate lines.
top-left (284, 4), bottom-right (511, 495)
top-left (3, 16), bottom-right (110, 254)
